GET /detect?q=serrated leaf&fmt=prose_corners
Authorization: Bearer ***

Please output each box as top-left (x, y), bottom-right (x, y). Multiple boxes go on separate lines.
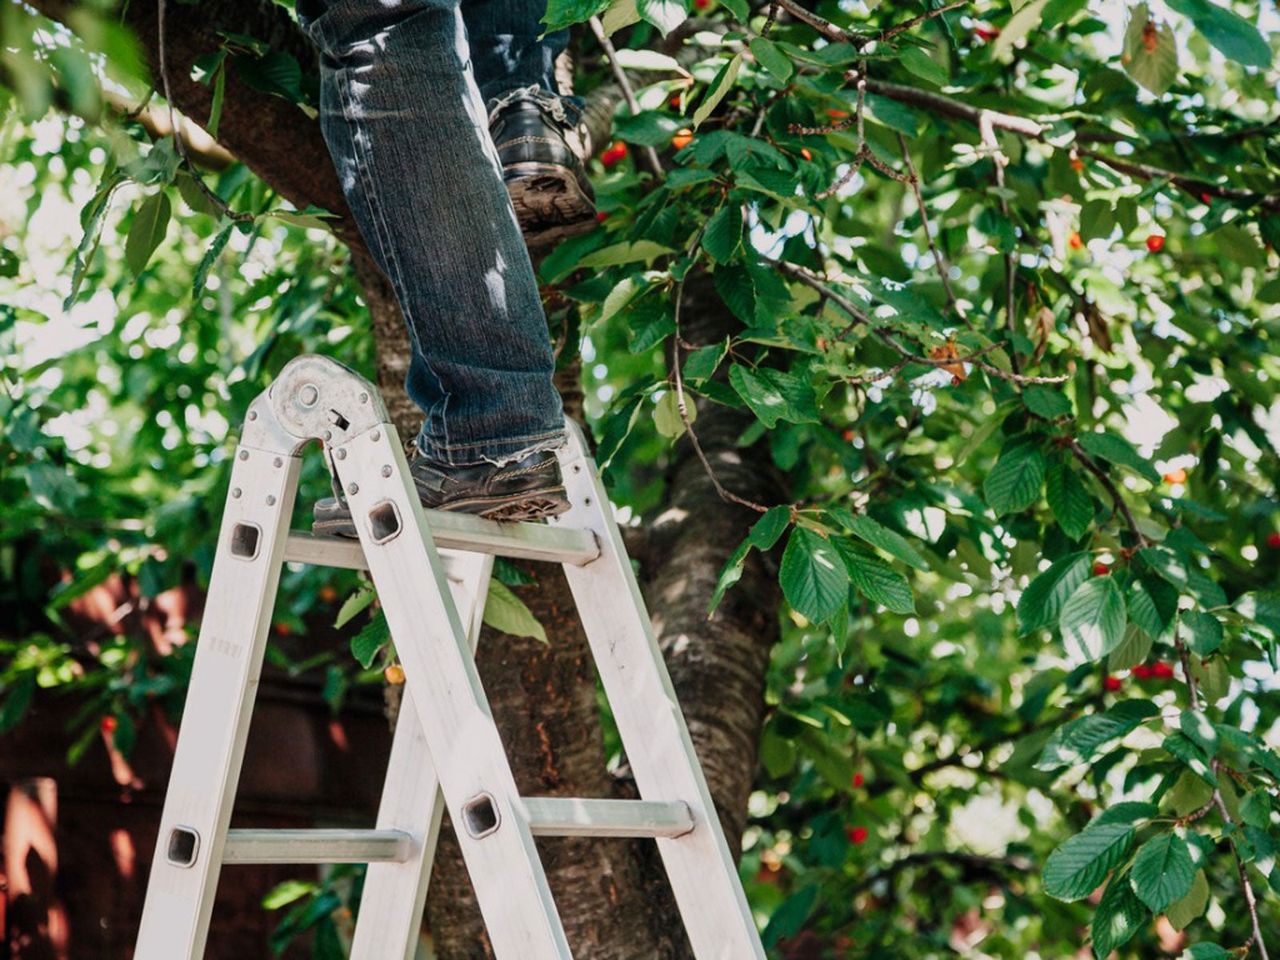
top-left (1037, 700), bottom-right (1158, 770)
top-left (843, 514), bottom-right (930, 572)
top-left (1165, 0), bottom-right (1271, 67)
top-left (1024, 385), bottom-right (1073, 419)
top-left (1166, 869), bottom-right (1209, 930)
top-left (779, 528), bottom-right (850, 623)
top-left (693, 53), bottom-right (743, 128)
top-left (483, 580), bottom-right (547, 642)
top-left (1044, 821), bottom-right (1136, 901)
top-left (728, 364), bottom-right (819, 428)
top-left (1018, 552), bottom-right (1092, 634)
top-left (837, 543), bottom-right (916, 614)
top-left (1046, 457), bottom-right (1093, 540)
top-left (1123, 4), bottom-right (1179, 95)
top-left (984, 442), bottom-right (1046, 516)
top-left (708, 539), bottom-right (750, 616)
top-left (654, 388), bottom-right (696, 439)
top-left (749, 505), bottom-right (791, 550)
top-left (1109, 624), bottom-right (1154, 671)
top-left (1129, 832), bottom-right (1195, 913)
top-left (1183, 946), bottom-right (1232, 960)
top-left (1078, 431), bottom-right (1161, 483)
top-left (193, 220), bottom-right (234, 299)
top-left (897, 46), bottom-right (947, 86)
top-left (636, 0), bottom-right (687, 35)
top-left (1127, 576), bottom-right (1177, 640)
top-left (1094, 801), bottom-right (1160, 826)
top-left (1140, 547), bottom-right (1226, 608)
top-left (125, 191), bottom-right (171, 277)
top-left (350, 611), bottom-right (390, 668)
top-left (1060, 576), bottom-right (1128, 664)
top-left (702, 204), bottom-right (743, 263)
top-left (749, 37), bottom-right (793, 81)
top-left (1092, 871), bottom-right (1147, 958)
top-left (334, 586), bottom-right (375, 629)
top-left (683, 339), bottom-right (728, 381)
top-left (1182, 610), bottom-right (1223, 656)
top-left (542, 0), bottom-right (610, 32)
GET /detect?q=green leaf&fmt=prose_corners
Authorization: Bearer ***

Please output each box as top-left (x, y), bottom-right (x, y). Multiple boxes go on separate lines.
top-left (1023, 386), bottom-right (1072, 419)
top-left (728, 365), bottom-right (819, 428)
top-left (1166, 869), bottom-right (1209, 930)
top-left (708, 539), bottom-right (750, 615)
top-left (543, 0), bottom-right (611, 32)
top-left (1077, 431), bottom-right (1160, 483)
top-left (1109, 624), bottom-right (1154, 671)
top-left (483, 580), bottom-right (547, 643)
top-left (749, 505), bottom-right (791, 550)
top-left (636, 0), bottom-right (687, 35)
top-left (841, 514), bottom-right (929, 572)
top-left (702, 204), bottom-right (743, 263)
top-left (1127, 576), bottom-right (1177, 639)
top-left (749, 37), bottom-right (793, 82)
top-left (654, 388), bottom-right (695, 439)
top-left (1165, 0), bottom-right (1271, 67)
top-left (0, 673), bottom-right (36, 734)
top-left (779, 528), bottom-right (851, 623)
top-left (125, 191), bottom-right (171, 277)
top-left (334, 586), bottom-right (375, 629)
top-left (1046, 457), bottom-right (1093, 540)
top-left (1092, 871), bottom-right (1147, 959)
top-left (262, 879), bottom-right (317, 911)
top-left (1018, 552), bottom-right (1092, 634)
top-left (1129, 832), bottom-right (1195, 913)
top-left (993, 0), bottom-right (1048, 58)
top-left (693, 53), bottom-right (743, 128)
top-left (1036, 700), bottom-right (1159, 770)
top-left (897, 46), bottom-right (947, 86)
top-left (192, 220), bottom-right (234, 299)
top-left (1140, 547), bottom-right (1227, 608)
top-left (1043, 820), bottom-right (1136, 901)
top-left (984, 442), bottom-right (1046, 516)
top-left (837, 544), bottom-right (916, 615)
top-left (683, 339), bottom-right (728, 381)
top-left (1182, 610), bottom-right (1223, 656)
top-left (1183, 947), bottom-right (1233, 960)
top-left (350, 611), bottom-right (390, 668)
top-left (1060, 576), bottom-right (1128, 664)
top-left (1123, 3), bottom-right (1179, 95)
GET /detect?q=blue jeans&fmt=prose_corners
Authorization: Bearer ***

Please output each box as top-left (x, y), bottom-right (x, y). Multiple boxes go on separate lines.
top-left (297, 0), bottom-right (568, 466)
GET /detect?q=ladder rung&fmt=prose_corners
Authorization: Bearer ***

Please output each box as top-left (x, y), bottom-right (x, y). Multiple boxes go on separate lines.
top-left (284, 512), bottom-right (599, 568)
top-left (223, 828), bottom-right (412, 864)
top-left (523, 798), bottom-right (694, 839)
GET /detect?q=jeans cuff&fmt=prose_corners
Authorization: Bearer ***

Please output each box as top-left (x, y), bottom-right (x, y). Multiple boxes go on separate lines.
top-left (415, 426), bottom-right (568, 468)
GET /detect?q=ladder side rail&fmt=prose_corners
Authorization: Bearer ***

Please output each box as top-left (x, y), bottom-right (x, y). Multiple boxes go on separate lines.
top-left (134, 442), bottom-right (303, 960)
top-left (554, 423), bottom-right (767, 960)
top-left (335, 424), bottom-right (573, 960)
top-left (349, 550), bottom-right (493, 960)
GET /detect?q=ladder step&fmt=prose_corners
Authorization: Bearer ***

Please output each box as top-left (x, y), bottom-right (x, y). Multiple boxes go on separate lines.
top-left (523, 798), bottom-right (694, 839)
top-left (223, 829), bottom-right (412, 864)
top-left (284, 512), bottom-right (599, 568)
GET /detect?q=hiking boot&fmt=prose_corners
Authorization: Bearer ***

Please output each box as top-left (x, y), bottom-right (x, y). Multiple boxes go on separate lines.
top-left (313, 447), bottom-right (571, 538)
top-left (488, 86), bottom-right (596, 251)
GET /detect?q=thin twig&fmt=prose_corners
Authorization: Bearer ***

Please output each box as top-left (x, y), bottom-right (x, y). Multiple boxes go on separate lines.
top-left (898, 132), bottom-right (970, 328)
top-left (875, 0), bottom-right (968, 45)
top-left (994, 160), bottom-right (1021, 374)
top-left (1067, 440), bottom-right (1148, 546)
top-left (590, 16), bottom-right (664, 177)
top-left (770, 0), bottom-right (852, 45)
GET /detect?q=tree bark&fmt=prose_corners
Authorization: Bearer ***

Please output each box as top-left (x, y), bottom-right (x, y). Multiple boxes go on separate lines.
top-left (23, 3), bottom-right (787, 955)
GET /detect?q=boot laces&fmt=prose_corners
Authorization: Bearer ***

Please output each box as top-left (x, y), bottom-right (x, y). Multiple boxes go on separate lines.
top-left (488, 85), bottom-right (569, 126)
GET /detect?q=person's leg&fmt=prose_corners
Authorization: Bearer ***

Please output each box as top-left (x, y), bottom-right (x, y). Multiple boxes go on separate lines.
top-left (461, 0), bottom-right (567, 104)
top-left (297, 0), bottom-right (566, 470)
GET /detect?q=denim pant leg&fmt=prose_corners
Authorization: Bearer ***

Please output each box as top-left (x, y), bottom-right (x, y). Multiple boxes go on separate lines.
top-left (461, 0), bottom-right (567, 103)
top-left (298, 0), bottom-right (566, 466)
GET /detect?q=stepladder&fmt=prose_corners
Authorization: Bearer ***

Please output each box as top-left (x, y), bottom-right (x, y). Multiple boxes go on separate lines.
top-left (133, 354), bottom-right (766, 960)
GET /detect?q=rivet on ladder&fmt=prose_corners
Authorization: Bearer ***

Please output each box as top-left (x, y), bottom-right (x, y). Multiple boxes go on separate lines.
top-left (573, 464), bottom-right (581, 473)
top-left (381, 465), bottom-right (392, 478)
top-left (247, 410), bottom-right (257, 421)
top-left (347, 483), bottom-right (359, 496)
top-left (324, 430), bottom-right (332, 441)
top-left (371, 430), bottom-right (381, 442)
top-left (336, 449), bottom-right (347, 460)
top-left (231, 488), bottom-right (242, 499)
top-left (359, 392), bottom-right (369, 403)
top-left (266, 495), bottom-right (276, 506)
top-left (238, 450), bottom-right (248, 461)
top-left (299, 383), bottom-right (319, 407)
top-left (273, 457), bottom-right (282, 468)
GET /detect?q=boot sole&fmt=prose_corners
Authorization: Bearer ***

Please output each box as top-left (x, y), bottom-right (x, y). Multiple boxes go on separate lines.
top-left (504, 162), bottom-right (596, 251)
top-left (313, 488), bottom-right (572, 539)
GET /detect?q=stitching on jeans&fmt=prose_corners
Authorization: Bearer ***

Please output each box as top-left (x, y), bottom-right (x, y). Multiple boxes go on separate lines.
top-left (335, 63), bottom-right (453, 451)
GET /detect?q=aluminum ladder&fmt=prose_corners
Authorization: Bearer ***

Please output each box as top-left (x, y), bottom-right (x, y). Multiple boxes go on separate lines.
top-left (132, 354), bottom-right (765, 960)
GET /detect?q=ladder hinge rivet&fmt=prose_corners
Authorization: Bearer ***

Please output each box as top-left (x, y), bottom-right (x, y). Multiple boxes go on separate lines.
top-left (381, 465), bottom-right (392, 478)
top-left (231, 488), bottom-right (242, 499)
top-left (371, 430), bottom-right (381, 442)
top-left (347, 483), bottom-right (359, 495)
top-left (247, 410), bottom-right (257, 421)
top-left (238, 450), bottom-right (249, 461)
top-left (299, 384), bottom-right (319, 407)
top-left (273, 457), bottom-right (282, 468)
top-left (324, 430), bottom-right (332, 441)
top-left (266, 495), bottom-right (277, 506)
top-left (359, 392), bottom-right (369, 403)
top-left (336, 449), bottom-right (347, 460)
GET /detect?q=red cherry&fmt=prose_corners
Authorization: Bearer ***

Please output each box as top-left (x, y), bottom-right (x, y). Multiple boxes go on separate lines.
top-left (852, 772), bottom-right (864, 788)
top-left (101, 715), bottom-right (118, 734)
top-left (974, 25), bottom-right (1000, 42)
top-left (595, 211), bottom-right (608, 223)
top-left (1266, 532), bottom-right (1280, 549)
top-left (1200, 192), bottom-right (1212, 204)
top-left (1068, 232), bottom-right (1083, 250)
top-left (1093, 562), bottom-right (1110, 576)
top-left (846, 826), bottom-right (869, 845)
top-left (1152, 662), bottom-right (1175, 679)
top-left (274, 623), bottom-right (292, 636)
top-left (693, 0), bottom-right (711, 9)
top-left (1132, 664), bottom-right (1153, 679)
top-left (1146, 234), bottom-right (1165, 253)
top-left (1104, 676), bottom-right (1123, 692)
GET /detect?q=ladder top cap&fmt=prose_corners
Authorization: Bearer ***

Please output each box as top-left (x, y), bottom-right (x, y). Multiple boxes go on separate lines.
top-left (244, 355), bottom-right (389, 452)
